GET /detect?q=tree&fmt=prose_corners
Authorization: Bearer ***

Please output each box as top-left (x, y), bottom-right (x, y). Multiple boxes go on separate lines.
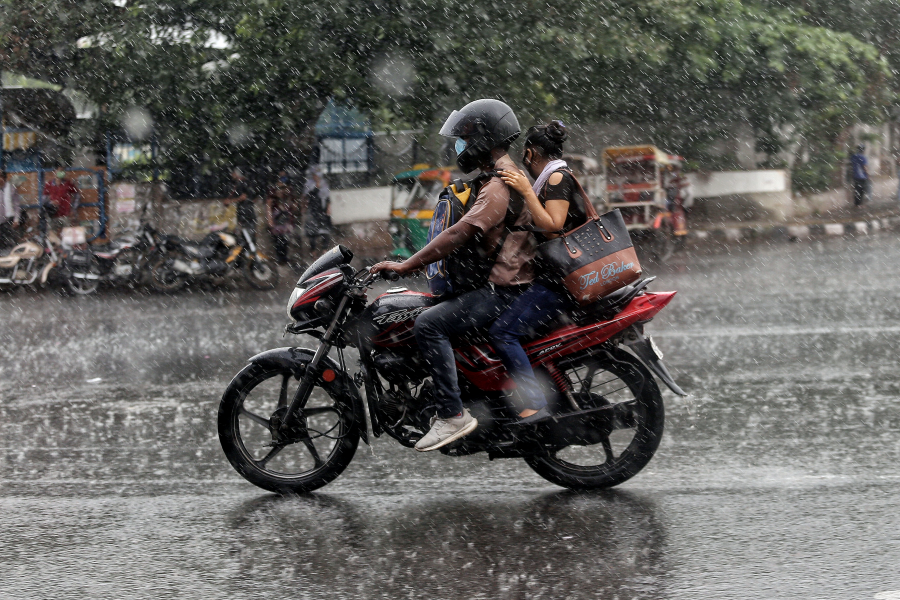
top-left (2, 0), bottom-right (891, 192)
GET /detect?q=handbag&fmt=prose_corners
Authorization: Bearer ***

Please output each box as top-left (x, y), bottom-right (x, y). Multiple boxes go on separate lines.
top-left (535, 175), bottom-right (641, 305)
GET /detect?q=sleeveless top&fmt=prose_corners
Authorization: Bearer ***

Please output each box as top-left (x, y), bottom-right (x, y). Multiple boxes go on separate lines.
top-left (535, 169), bottom-right (588, 291)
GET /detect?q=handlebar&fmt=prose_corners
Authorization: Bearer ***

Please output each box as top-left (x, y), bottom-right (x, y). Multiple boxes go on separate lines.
top-left (354, 268), bottom-right (402, 288)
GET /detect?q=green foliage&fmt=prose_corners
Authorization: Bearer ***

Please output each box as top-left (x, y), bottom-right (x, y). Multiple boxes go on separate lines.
top-left (1, 0), bottom-right (894, 183)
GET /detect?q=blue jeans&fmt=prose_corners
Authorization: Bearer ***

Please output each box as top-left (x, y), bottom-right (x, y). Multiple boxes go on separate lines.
top-left (414, 284), bottom-right (523, 419)
top-left (489, 283), bottom-right (571, 411)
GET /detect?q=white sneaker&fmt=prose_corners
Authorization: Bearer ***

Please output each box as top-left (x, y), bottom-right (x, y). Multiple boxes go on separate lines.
top-left (414, 409), bottom-right (478, 452)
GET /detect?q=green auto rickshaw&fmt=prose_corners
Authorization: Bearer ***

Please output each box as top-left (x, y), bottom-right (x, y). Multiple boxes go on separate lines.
top-left (388, 165), bottom-right (456, 259)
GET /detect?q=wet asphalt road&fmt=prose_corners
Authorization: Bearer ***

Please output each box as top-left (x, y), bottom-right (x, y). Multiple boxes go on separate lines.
top-left (1, 234), bottom-right (899, 600)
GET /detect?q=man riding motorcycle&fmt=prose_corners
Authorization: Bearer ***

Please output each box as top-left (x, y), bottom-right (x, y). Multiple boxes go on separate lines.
top-left (370, 99), bottom-right (535, 452)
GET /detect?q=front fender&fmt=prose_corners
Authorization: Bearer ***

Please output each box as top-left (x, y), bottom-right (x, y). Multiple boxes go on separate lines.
top-left (247, 347), bottom-right (368, 444)
top-left (40, 261), bottom-right (56, 284)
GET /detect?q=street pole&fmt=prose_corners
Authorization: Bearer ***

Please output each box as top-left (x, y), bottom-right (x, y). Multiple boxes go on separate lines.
top-left (0, 83), bottom-right (5, 173)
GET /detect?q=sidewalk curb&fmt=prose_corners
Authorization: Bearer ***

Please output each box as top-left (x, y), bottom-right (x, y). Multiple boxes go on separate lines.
top-left (688, 213), bottom-right (900, 244)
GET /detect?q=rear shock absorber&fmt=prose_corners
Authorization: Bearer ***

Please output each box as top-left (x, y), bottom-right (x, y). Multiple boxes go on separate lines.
top-left (545, 361), bottom-right (581, 411)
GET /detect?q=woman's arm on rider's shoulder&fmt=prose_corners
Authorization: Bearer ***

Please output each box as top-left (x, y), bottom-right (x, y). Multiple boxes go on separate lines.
top-left (499, 169), bottom-right (569, 234)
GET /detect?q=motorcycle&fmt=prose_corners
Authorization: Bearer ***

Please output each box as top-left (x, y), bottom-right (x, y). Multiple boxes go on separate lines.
top-left (63, 222), bottom-right (164, 295)
top-left (218, 245), bottom-right (686, 494)
top-left (0, 234), bottom-right (61, 292)
top-left (149, 227), bottom-right (279, 292)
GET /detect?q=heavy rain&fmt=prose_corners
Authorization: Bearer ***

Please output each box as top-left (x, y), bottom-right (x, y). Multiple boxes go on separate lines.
top-left (2, 2), bottom-right (900, 599)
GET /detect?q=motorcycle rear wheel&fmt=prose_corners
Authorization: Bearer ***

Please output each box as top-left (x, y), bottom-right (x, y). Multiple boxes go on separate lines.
top-left (525, 348), bottom-right (665, 490)
top-left (111, 247), bottom-right (144, 288)
top-left (218, 364), bottom-right (359, 494)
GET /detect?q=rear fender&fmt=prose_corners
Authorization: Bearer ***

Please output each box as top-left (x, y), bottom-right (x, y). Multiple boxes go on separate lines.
top-left (621, 326), bottom-right (686, 396)
top-left (247, 347), bottom-right (368, 444)
top-left (528, 291), bottom-right (677, 365)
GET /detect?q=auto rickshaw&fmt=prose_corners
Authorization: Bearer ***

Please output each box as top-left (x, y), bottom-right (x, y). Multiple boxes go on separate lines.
top-left (601, 145), bottom-right (689, 262)
top-left (388, 165), bottom-right (456, 259)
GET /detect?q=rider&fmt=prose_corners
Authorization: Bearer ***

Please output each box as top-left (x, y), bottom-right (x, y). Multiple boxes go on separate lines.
top-left (492, 120), bottom-right (586, 423)
top-left (370, 99), bottom-right (535, 452)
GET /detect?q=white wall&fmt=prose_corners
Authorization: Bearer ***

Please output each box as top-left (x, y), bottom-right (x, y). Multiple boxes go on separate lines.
top-left (330, 186), bottom-right (393, 225)
top-left (687, 170), bottom-right (788, 197)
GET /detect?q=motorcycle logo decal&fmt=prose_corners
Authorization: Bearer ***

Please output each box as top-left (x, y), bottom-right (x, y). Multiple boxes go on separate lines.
top-left (373, 306), bottom-right (429, 325)
top-left (536, 342), bottom-right (563, 356)
top-left (579, 261), bottom-right (635, 290)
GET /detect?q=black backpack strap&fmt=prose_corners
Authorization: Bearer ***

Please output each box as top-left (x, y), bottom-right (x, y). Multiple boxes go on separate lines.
top-left (464, 170), bottom-right (528, 262)
top-left (487, 177), bottom-right (528, 264)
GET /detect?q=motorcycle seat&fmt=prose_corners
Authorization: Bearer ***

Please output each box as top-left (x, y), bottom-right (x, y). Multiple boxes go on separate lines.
top-left (447, 279), bottom-right (654, 349)
top-left (521, 277), bottom-right (656, 341)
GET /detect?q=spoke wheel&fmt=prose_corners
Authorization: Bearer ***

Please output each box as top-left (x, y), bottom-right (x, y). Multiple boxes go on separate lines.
top-left (525, 347), bottom-right (664, 490)
top-left (66, 254), bottom-right (101, 295)
top-left (218, 364), bottom-right (359, 494)
top-left (244, 256), bottom-right (280, 290)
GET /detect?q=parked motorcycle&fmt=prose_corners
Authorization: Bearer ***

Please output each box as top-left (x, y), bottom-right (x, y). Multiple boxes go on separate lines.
top-left (63, 222), bottom-right (164, 295)
top-left (0, 234), bottom-right (61, 292)
top-left (150, 227), bottom-right (279, 292)
top-left (218, 245), bottom-right (686, 494)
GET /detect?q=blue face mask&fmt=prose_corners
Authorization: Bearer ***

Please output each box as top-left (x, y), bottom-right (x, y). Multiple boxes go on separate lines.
top-left (279, 176), bottom-right (289, 183)
top-left (455, 138), bottom-right (467, 155)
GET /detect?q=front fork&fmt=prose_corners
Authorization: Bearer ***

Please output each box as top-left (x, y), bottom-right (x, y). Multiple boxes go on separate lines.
top-left (278, 296), bottom-right (351, 437)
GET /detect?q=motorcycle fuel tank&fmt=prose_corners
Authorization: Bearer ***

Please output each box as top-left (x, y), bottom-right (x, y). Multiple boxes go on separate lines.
top-left (360, 288), bottom-right (434, 348)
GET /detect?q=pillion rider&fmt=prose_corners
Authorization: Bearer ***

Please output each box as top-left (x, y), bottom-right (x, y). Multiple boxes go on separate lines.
top-left (370, 99), bottom-right (535, 452)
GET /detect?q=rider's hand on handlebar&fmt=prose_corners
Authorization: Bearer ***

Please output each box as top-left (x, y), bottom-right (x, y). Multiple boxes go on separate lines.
top-left (369, 260), bottom-right (411, 280)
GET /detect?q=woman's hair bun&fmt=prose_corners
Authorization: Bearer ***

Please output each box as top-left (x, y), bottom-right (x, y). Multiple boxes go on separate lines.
top-left (546, 120), bottom-right (568, 143)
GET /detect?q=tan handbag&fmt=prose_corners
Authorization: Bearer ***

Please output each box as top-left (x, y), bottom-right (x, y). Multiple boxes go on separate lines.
top-left (535, 176), bottom-right (642, 305)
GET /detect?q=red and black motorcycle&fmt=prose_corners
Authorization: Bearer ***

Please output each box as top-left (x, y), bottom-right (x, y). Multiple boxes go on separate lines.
top-left (218, 245), bottom-right (686, 494)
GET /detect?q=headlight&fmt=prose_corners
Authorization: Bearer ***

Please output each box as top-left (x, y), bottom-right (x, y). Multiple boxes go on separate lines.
top-left (387, 224), bottom-right (399, 235)
top-left (286, 287), bottom-right (306, 319)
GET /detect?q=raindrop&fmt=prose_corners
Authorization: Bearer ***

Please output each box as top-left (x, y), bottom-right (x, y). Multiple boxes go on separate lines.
top-left (228, 123), bottom-right (252, 146)
top-left (370, 53), bottom-right (415, 98)
top-left (122, 107), bottom-right (153, 140)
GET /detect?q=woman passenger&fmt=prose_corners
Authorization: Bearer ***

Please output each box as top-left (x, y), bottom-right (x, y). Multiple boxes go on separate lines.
top-left (491, 120), bottom-right (586, 422)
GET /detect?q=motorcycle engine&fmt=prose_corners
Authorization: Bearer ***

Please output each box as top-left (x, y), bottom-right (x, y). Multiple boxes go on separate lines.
top-left (207, 259), bottom-right (228, 276)
top-left (372, 349), bottom-right (427, 384)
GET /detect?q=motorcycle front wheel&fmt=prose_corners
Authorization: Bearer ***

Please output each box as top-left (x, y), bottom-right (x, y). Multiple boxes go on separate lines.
top-left (149, 254), bottom-right (187, 293)
top-left (66, 255), bottom-right (102, 295)
top-left (243, 256), bottom-right (280, 290)
top-left (525, 348), bottom-right (665, 490)
top-left (218, 363), bottom-right (359, 494)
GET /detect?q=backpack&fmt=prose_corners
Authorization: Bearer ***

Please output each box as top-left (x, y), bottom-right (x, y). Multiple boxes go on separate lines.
top-left (425, 172), bottom-right (524, 299)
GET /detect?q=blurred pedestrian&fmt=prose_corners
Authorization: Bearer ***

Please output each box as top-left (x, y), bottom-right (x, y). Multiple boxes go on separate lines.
top-left (43, 170), bottom-right (80, 230)
top-left (895, 152), bottom-right (900, 203)
top-left (850, 144), bottom-right (869, 207)
top-left (266, 170), bottom-right (296, 265)
top-left (1, 171), bottom-right (24, 250)
top-left (225, 168), bottom-right (257, 240)
top-left (302, 165), bottom-right (332, 254)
